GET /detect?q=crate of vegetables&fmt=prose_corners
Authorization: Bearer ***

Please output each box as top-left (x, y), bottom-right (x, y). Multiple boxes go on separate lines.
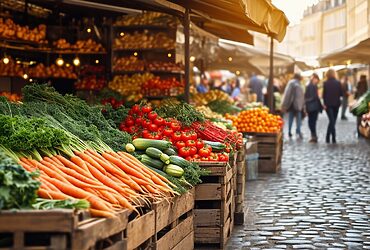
top-left (194, 162), bottom-right (234, 248)
top-left (151, 189), bottom-right (195, 250)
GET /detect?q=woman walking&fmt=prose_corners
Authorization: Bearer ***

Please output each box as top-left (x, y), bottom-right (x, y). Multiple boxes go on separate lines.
top-left (305, 73), bottom-right (322, 143)
top-left (323, 69), bottom-right (342, 144)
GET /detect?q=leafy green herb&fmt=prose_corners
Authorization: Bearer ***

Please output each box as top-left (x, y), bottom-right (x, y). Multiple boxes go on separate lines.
top-left (207, 100), bottom-right (241, 115)
top-left (32, 198), bottom-right (90, 210)
top-left (156, 101), bottom-right (205, 126)
top-left (0, 149), bottom-right (40, 209)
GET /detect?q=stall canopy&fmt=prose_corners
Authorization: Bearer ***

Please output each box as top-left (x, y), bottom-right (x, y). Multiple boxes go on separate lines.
top-left (319, 38), bottom-right (370, 66)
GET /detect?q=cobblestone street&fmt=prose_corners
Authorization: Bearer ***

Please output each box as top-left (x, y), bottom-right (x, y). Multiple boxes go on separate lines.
top-left (227, 114), bottom-right (370, 249)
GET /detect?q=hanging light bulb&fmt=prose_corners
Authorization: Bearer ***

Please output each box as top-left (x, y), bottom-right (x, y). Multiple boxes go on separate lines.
top-left (66, 63), bottom-right (71, 68)
top-left (29, 78), bottom-right (33, 82)
top-left (95, 59), bottom-right (99, 64)
top-left (23, 73), bottom-right (29, 79)
top-left (228, 57), bottom-right (233, 62)
top-left (87, 28), bottom-right (92, 33)
top-left (236, 70), bottom-right (240, 75)
top-left (190, 56), bottom-right (195, 62)
top-left (167, 53), bottom-right (172, 58)
top-left (133, 52), bottom-right (138, 57)
top-left (73, 56), bottom-right (80, 66)
top-left (120, 32), bottom-right (125, 37)
top-left (2, 55), bottom-right (10, 64)
top-left (56, 56), bottom-right (64, 66)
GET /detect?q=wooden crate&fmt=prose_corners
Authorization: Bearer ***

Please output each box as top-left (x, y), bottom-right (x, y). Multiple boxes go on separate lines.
top-left (245, 132), bottom-right (283, 173)
top-left (0, 209), bottom-right (129, 250)
top-left (234, 147), bottom-right (246, 225)
top-left (152, 189), bottom-right (194, 250)
top-left (194, 162), bottom-right (234, 248)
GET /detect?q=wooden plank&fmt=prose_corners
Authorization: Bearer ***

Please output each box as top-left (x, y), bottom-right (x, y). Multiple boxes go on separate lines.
top-left (194, 227), bottom-right (221, 244)
top-left (154, 189), bottom-right (194, 233)
top-left (172, 231), bottom-right (194, 250)
top-left (72, 209), bottom-right (129, 250)
top-left (104, 241), bottom-right (127, 250)
top-left (246, 141), bottom-right (258, 155)
top-left (195, 183), bottom-right (223, 200)
top-left (222, 217), bottom-right (232, 245)
top-left (236, 160), bottom-right (245, 174)
top-left (125, 210), bottom-right (155, 250)
top-left (223, 167), bottom-right (234, 184)
top-left (0, 209), bottom-right (76, 232)
top-left (258, 158), bottom-right (279, 173)
top-left (194, 209), bottom-right (221, 227)
top-left (154, 215), bottom-right (193, 250)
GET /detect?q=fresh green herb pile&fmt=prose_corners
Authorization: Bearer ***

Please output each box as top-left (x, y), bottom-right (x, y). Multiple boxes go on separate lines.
top-left (156, 101), bottom-right (205, 127)
top-left (102, 104), bottom-right (129, 128)
top-left (0, 148), bottom-right (40, 209)
top-left (32, 198), bottom-right (90, 210)
top-left (207, 100), bottom-right (241, 115)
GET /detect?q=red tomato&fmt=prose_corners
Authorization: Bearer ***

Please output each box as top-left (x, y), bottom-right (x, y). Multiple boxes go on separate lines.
top-left (119, 122), bottom-right (125, 131)
top-left (148, 111), bottom-right (158, 120)
top-left (181, 132), bottom-right (192, 142)
top-left (172, 131), bottom-right (182, 141)
top-left (198, 147), bottom-right (211, 157)
top-left (149, 123), bottom-right (158, 132)
top-left (193, 154), bottom-right (200, 159)
top-left (175, 141), bottom-right (186, 149)
top-left (125, 116), bottom-right (135, 127)
top-left (135, 117), bottom-right (143, 126)
top-left (153, 117), bottom-right (164, 126)
top-left (132, 104), bottom-right (141, 114)
top-left (189, 130), bottom-right (197, 140)
top-left (141, 106), bottom-right (152, 114)
top-left (189, 146), bottom-right (197, 155)
top-left (178, 147), bottom-right (191, 157)
top-left (185, 156), bottom-right (192, 161)
top-left (185, 140), bottom-right (196, 147)
top-left (127, 126), bottom-right (137, 134)
top-left (164, 118), bottom-right (172, 127)
top-left (163, 127), bottom-right (174, 137)
top-left (142, 119), bottom-right (151, 129)
top-left (196, 139), bottom-right (204, 149)
top-left (170, 122), bottom-right (181, 132)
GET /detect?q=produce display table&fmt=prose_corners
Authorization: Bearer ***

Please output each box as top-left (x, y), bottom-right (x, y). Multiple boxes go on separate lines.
top-left (194, 162), bottom-right (234, 248)
top-left (245, 131), bottom-right (283, 173)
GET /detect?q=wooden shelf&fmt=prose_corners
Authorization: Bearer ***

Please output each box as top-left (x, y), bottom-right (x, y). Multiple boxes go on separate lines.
top-left (112, 25), bottom-right (173, 31)
top-left (112, 70), bottom-right (184, 75)
top-left (112, 48), bottom-right (175, 53)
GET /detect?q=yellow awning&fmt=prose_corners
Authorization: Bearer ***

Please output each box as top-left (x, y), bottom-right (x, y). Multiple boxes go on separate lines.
top-left (167, 0), bottom-right (289, 42)
top-left (319, 38), bottom-right (370, 66)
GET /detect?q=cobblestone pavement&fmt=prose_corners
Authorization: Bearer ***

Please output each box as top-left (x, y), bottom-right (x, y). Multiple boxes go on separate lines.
top-left (227, 114), bottom-right (370, 250)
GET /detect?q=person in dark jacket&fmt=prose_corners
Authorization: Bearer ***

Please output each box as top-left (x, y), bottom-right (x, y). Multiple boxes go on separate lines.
top-left (340, 76), bottom-right (351, 120)
top-left (305, 73), bottom-right (322, 143)
top-left (323, 69), bottom-right (343, 143)
top-left (355, 75), bottom-right (368, 99)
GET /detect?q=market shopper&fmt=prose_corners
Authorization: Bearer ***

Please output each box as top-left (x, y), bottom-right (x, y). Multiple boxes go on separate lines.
top-left (196, 77), bottom-right (209, 94)
top-left (282, 73), bottom-right (305, 139)
top-left (231, 79), bottom-right (241, 100)
top-left (323, 69), bottom-right (343, 144)
top-left (249, 74), bottom-right (264, 103)
top-left (341, 76), bottom-right (351, 120)
top-left (355, 75), bottom-right (369, 99)
top-left (304, 73), bottom-right (322, 143)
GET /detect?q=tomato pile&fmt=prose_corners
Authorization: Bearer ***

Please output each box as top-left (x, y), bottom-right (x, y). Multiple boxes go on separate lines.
top-left (119, 105), bottom-right (230, 162)
top-left (101, 97), bottom-right (124, 109)
top-left (225, 108), bottom-right (283, 133)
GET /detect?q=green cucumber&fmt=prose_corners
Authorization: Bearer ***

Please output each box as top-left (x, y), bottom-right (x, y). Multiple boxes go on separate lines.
top-left (203, 140), bottom-right (226, 151)
top-left (163, 148), bottom-right (177, 156)
top-left (163, 164), bottom-right (184, 178)
top-left (169, 155), bottom-right (189, 168)
top-left (132, 138), bottom-right (171, 150)
top-left (146, 147), bottom-right (170, 164)
top-left (140, 154), bottom-right (164, 170)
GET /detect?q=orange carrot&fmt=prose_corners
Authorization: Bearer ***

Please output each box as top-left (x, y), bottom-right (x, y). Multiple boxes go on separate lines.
top-left (44, 157), bottom-right (63, 167)
top-left (29, 159), bottom-right (70, 183)
top-left (38, 188), bottom-right (73, 200)
top-left (39, 177), bottom-right (60, 192)
top-left (74, 151), bottom-right (107, 175)
top-left (56, 155), bottom-right (94, 179)
top-left (43, 176), bottom-right (113, 212)
top-left (89, 208), bottom-right (115, 218)
top-left (111, 151), bottom-right (150, 178)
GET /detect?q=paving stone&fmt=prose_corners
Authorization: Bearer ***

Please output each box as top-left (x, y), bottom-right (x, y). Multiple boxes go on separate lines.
top-left (278, 239), bottom-right (312, 244)
top-left (270, 236), bottom-right (287, 240)
top-left (260, 226), bottom-right (285, 231)
top-left (292, 245), bottom-right (315, 249)
top-left (342, 237), bottom-right (364, 242)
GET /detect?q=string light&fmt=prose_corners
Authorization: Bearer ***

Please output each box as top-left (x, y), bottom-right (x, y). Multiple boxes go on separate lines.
top-left (29, 61), bottom-right (36, 65)
top-left (29, 79), bottom-right (33, 82)
top-left (56, 56), bottom-right (64, 66)
top-left (120, 32), bottom-right (125, 37)
top-left (87, 28), bottom-right (92, 33)
top-left (66, 63), bottom-right (71, 67)
top-left (2, 56), bottom-right (9, 65)
top-left (236, 70), bottom-right (240, 75)
top-left (23, 73), bottom-right (29, 79)
top-left (95, 59), bottom-right (99, 64)
top-left (190, 56), bottom-right (195, 62)
top-left (167, 53), bottom-right (172, 58)
top-left (133, 52), bottom-right (138, 57)
top-left (228, 57), bottom-right (233, 62)
top-left (73, 56), bottom-right (80, 66)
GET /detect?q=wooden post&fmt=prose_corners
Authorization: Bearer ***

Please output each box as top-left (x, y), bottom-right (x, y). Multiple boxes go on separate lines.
top-left (184, 8), bottom-right (190, 103)
top-left (268, 35), bottom-right (274, 112)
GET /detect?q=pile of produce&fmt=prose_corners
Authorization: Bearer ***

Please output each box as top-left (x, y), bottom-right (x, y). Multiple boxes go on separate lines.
top-left (207, 100), bottom-right (241, 115)
top-left (192, 90), bottom-right (233, 106)
top-left (0, 91), bottom-right (21, 102)
top-left (142, 77), bottom-right (183, 97)
top-left (53, 39), bottom-right (105, 52)
top-left (113, 56), bottom-right (145, 72)
top-left (351, 91), bottom-right (370, 116)
top-left (75, 75), bottom-right (106, 90)
top-left (0, 18), bottom-right (47, 43)
top-left (196, 106), bottom-right (223, 120)
top-left (114, 12), bottom-right (176, 27)
top-left (114, 32), bottom-right (175, 50)
top-left (225, 108), bottom-right (283, 133)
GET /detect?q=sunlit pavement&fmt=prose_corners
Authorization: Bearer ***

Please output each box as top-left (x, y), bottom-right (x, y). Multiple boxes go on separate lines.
top-left (227, 112), bottom-right (370, 249)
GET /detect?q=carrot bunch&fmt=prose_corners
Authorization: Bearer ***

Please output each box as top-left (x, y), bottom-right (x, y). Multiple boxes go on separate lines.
top-left (18, 149), bottom-right (177, 217)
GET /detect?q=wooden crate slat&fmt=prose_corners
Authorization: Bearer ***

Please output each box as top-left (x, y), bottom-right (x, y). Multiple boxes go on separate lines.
top-left (194, 209), bottom-right (221, 227)
top-left (153, 215), bottom-right (193, 250)
top-left (172, 231), bottom-right (194, 250)
top-left (125, 210), bottom-right (155, 250)
top-left (195, 183), bottom-right (223, 200)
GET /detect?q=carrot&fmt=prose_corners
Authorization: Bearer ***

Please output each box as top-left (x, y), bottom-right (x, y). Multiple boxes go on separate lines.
top-left (74, 151), bottom-right (107, 175)
top-left (129, 175), bottom-right (152, 186)
top-left (144, 184), bottom-right (159, 194)
top-left (102, 152), bottom-right (148, 181)
top-left (19, 159), bottom-right (36, 172)
top-left (39, 177), bottom-right (60, 192)
top-left (38, 188), bottom-right (73, 200)
top-left (99, 190), bottom-right (120, 205)
top-left (56, 155), bottom-right (94, 179)
top-left (29, 159), bottom-right (70, 183)
top-left (44, 157), bottom-right (63, 167)
top-left (51, 156), bottom-right (64, 166)
top-left (111, 151), bottom-right (151, 178)
top-left (89, 208), bottom-right (115, 218)
top-left (43, 176), bottom-right (113, 212)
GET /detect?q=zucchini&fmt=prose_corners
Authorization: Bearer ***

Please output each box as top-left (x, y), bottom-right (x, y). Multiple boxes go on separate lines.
top-left (146, 147), bottom-right (170, 164)
top-left (169, 155), bottom-right (189, 168)
top-left (140, 154), bottom-right (164, 170)
top-left (203, 140), bottom-right (226, 151)
top-left (132, 138), bottom-right (171, 151)
top-left (163, 164), bottom-right (184, 178)
top-left (163, 148), bottom-right (177, 156)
